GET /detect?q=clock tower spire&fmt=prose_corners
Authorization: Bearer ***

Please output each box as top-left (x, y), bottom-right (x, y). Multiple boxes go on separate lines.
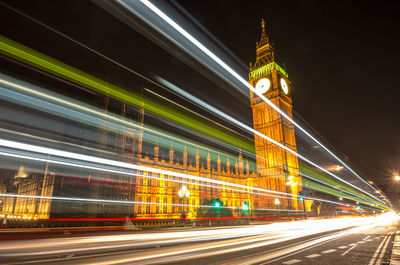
top-left (252, 19), bottom-right (275, 71)
top-left (249, 19), bottom-right (301, 210)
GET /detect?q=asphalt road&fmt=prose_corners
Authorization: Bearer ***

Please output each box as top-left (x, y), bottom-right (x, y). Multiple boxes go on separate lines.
top-left (0, 216), bottom-right (397, 265)
top-left (227, 225), bottom-right (396, 265)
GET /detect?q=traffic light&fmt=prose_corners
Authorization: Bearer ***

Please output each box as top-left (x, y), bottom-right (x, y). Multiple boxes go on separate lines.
top-left (298, 196), bottom-right (304, 201)
top-left (242, 202), bottom-right (249, 211)
top-left (356, 206), bottom-right (362, 211)
top-left (212, 199), bottom-right (222, 208)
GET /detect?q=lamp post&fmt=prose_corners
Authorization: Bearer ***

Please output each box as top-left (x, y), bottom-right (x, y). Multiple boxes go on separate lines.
top-left (274, 198), bottom-right (280, 217)
top-left (298, 196), bottom-right (307, 219)
top-left (286, 176), bottom-right (298, 213)
top-left (178, 186), bottom-right (190, 220)
top-left (242, 201), bottom-right (251, 220)
top-left (394, 175), bottom-right (400, 182)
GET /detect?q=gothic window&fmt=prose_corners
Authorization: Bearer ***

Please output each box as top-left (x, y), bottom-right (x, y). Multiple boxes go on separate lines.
top-left (146, 197), bottom-right (150, 213)
top-left (163, 198), bottom-right (167, 214)
top-left (107, 133), bottom-right (115, 148)
top-left (125, 137), bottom-right (133, 152)
top-left (137, 197), bottom-right (141, 214)
top-left (139, 176), bottom-right (143, 186)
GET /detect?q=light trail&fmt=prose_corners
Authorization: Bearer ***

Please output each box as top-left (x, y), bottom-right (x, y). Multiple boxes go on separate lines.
top-left (0, 32), bottom-right (385, 206)
top-left (143, 86), bottom-right (253, 142)
top-left (1, 193), bottom-right (302, 213)
top-left (0, 4), bottom-right (390, 208)
top-left (0, 139), bottom-right (376, 210)
top-left (0, 127), bottom-right (376, 209)
top-left (126, 0), bottom-right (379, 198)
top-left (155, 77), bottom-right (386, 206)
top-left (0, 1), bottom-right (380, 202)
top-left (0, 214), bottom-right (397, 263)
top-left (0, 74), bottom-right (251, 165)
top-left (0, 2), bottom-right (255, 154)
top-left (0, 150), bottom-right (325, 210)
top-left (0, 35), bottom-right (253, 153)
top-left (0, 74), bottom-right (387, 208)
top-left (0, 54), bottom-right (387, 209)
top-left (0, 143), bottom-right (371, 210)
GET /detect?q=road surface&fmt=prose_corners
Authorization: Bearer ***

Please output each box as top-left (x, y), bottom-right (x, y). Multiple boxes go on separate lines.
top-left (0, 215), bottom-right (397, 265)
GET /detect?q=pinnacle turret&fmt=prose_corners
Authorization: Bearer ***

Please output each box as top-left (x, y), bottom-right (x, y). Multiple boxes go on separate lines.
top-left (257, 19), bottom-right (269, 48)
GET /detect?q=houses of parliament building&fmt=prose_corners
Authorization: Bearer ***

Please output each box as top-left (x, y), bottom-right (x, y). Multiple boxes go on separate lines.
top-left (0, 20), bottom-right (302, 222)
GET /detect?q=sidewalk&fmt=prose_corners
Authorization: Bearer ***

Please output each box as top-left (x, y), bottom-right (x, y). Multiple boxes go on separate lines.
top-left (391, 231), bottom-right (400, 264)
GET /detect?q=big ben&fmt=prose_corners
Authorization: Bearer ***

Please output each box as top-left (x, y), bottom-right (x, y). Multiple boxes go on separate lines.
top-left (249, 19), bottom-right (301, 210)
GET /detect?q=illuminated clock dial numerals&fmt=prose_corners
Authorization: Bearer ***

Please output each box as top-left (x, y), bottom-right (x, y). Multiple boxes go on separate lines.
top-left (255, 78), bottom-right (271, 94)
top-left (280, 78), bottom-right (289, 94)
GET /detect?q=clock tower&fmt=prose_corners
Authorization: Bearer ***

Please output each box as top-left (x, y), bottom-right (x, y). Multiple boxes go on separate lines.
top-left (249, 20), bottom-right (301, 209)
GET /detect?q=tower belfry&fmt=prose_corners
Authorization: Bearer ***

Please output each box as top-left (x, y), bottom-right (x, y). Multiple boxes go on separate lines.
top-left (249, 20), bottom-right (301, 210)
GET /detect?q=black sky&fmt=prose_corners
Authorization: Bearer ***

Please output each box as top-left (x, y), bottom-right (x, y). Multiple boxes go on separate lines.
top-left (176, 0), bottom-right (400, 188)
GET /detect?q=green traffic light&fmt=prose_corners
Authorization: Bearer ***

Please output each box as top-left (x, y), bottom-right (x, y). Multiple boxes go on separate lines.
top-left (214, 202), bottom-right (221, 208)
top-left (242, 202), bottom-right (249, 211)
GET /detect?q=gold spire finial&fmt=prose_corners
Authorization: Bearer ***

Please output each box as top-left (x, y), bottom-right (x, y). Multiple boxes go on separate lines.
top-left (258, 18), bottom-right (269, 47)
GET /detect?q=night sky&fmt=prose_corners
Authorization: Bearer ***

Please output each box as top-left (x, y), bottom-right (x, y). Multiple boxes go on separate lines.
top-left (1, 1), bottom-right (400, 200)
top-left (176, 0), bottom-right (400, 189)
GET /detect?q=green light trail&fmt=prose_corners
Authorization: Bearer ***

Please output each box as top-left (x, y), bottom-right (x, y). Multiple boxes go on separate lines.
top-left (300, 164), bottom-right (388, 210)
top-left (0, 35), bottom-right (254, 154)
top-left (0, 35), bottom-right (389, 211)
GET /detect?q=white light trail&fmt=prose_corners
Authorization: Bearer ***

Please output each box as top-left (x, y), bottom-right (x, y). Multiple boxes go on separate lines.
top-left (155, 78), bottom-right (384, 205)
top-left (2, 2), bottom-right (383, 206)
top-left (2, 0), bottom-right (378, 200)
top-left (0, 139), bottom-right (365, 209)
top-left (1, 193), bottom-right (303, 212)
top-left (1, 214), bottom-right (397, 260)
top-left (0, 148), bottom-right (355, 209)
top-left (128, 0), bottom-right (380, 201)
top-left (0, 57), bottom-right (385, 208)
top-left (0, 75), bottom-right (255, 169)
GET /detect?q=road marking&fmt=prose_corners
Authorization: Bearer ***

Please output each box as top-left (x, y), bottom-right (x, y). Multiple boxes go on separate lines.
top-left (368, 234), bottom-right (390, 265)
top-left (375, 233), bottom-right (392, 265)
top-left (358, 241), bottom-right (366, 244)
top-left (341, 244), bottom-right (358, 256)
top-left (366, 239), bottom-right (372, 241)
top-left (363, 236), bottom-right (370, 240)
top-left (338, 246), bottom-right (348, 249)
top-left (305, 254), bottom-right (321, 258)
top-left (348, 243), bottom-right (357, 246)
top-left (282, 259), bottom-right (302, 264)
top-left (322, 249), bottom-right (337, 253)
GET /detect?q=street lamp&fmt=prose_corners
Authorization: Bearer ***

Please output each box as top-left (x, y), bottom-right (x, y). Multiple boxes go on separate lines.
top-left (274, 198), bottom-right (280, 217)
top-left (298, 195), bottom-right (307, 219)
top-left (178, 186), bottom-right (190, 219)
top-left (394, 175), bottom-right (400, 181)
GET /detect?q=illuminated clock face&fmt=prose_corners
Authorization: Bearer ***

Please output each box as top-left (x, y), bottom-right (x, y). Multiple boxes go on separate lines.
top-left (255, 78), bottom-right (271, 94)
top-left (280, 78), bottom-right (289, 94)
